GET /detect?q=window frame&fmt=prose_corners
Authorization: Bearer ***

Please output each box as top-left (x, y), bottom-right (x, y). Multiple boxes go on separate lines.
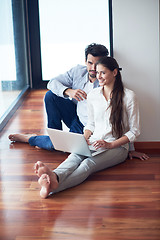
top-left (0, 0), bottom-right (113, 131)
top-left (27, 0), bottom-right (113, 87)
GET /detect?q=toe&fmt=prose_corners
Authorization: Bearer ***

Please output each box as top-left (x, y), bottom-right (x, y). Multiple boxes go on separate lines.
top-left (8, 135), bottom-right (13, 140)
top-left (37, 161), bottom-right (44, 167)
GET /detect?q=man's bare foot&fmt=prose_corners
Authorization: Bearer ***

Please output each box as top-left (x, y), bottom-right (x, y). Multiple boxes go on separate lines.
top-left (38, 173), bottom-right (58, 198)
top-left (8, 134), bottom-right (37, 143)
top-left (34, 161), bottom-right (54, 177)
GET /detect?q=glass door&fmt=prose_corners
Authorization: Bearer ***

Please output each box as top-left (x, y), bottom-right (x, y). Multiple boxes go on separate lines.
top-left (0, 0), bottom-right (29, 130)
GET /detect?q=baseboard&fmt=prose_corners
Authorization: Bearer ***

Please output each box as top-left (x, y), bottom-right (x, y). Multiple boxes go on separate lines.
top-left (134, 141), bottom-right (160, 153)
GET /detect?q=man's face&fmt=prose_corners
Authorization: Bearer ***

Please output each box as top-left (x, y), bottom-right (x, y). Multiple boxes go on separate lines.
top-left (85, 54), bottom-right (101, 82)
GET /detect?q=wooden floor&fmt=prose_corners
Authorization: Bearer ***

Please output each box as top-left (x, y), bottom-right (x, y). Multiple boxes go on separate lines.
top-left (0, 89), bottom-right (160, 240)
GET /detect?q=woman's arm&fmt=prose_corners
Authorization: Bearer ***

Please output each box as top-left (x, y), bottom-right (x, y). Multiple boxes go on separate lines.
top-left (84, 94), bottom-right (95, 134)
top-left (128, 151), bottom-right (149, 160)
top-left (124, 90), bottom-right (140, 142)
top-left (84, 129), bottom-right (92, 145)
top-left (93, 135), bottom-right (129, 150)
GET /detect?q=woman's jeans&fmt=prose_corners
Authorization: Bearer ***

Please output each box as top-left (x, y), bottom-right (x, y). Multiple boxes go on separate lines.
top-left (29, 90), bottom-right (84, 151)
top-left (52, 147), bottom-right (128, 194)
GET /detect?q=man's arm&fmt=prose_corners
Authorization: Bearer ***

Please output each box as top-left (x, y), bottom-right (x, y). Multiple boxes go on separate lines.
top-left (47, 65), bottom-right (87, 98)
top-left (64, 88), bottom-right (87, 101)
top-left (47, 72), bottom-right (73, 98)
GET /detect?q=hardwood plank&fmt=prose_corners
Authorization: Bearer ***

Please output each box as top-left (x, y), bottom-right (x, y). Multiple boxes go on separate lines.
top-left (0, 89), bottom-right (160, 240)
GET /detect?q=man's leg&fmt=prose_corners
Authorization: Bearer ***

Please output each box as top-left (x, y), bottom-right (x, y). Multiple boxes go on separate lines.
top-left (9, 134), bottom-right (54, 151)
top-left (9, 91), bottom-right (83, 151)
top-left (28, 115), bottom-right (84, 151)
top-left (70, 116), bottom-right (84, 134)
top-left (29, 135), bottom-right (54, 151)
top-left (44, 90), bottom-right (77, 129)
top-left (27, 91), bottom-right (79, 150)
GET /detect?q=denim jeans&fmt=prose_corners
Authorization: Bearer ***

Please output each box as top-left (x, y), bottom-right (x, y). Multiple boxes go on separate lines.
top-left (29, 90), bottom-right (84, 151)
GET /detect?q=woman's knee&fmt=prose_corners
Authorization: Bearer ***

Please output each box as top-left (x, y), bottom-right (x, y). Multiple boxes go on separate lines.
top-left (82, 158), bottom-right (96, 173)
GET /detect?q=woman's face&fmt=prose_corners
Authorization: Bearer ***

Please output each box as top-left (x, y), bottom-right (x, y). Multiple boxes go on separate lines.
top-left (96, 64), bottom-right (117, 88)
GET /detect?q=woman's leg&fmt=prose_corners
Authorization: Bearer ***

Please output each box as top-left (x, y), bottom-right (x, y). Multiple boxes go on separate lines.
top-left (36, 147), bottom-right (128, 198)
top-left (35, 154), bottom-right (85, 198)
top-left (53, 147), bottom-right (128, 194)
top-left (35, 154), bottom-right (85, 179)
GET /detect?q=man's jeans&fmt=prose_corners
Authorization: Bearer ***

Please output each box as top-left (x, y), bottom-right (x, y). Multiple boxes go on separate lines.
top-left (29, 90), bottom-right (84, 151)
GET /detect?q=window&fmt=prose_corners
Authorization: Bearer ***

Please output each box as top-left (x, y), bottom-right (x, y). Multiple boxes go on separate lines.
top-left (0, 0), bottom-right (113, 130)
top-left (38, 0), bottom-right (112, 80)
top-left (0, 0), bottom-right (29, 130)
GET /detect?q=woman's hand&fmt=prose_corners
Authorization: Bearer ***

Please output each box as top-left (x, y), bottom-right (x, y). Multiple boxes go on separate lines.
top-left (92, 140), bottom-right (113, 150)
top-left (128, 151), bottom-right (149, 161)
top-left (84, 130), bottom-right (92, 145)
top-left (93, 136), bottom-right (129, 150)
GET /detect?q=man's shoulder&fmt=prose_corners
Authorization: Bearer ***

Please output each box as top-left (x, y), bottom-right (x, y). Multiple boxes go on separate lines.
top-left (70, 64), bottom-right (86, 71)
top-left (72, 64), bottom-right (87, 75)
top-left (75, 64), bottom-right (87, 70)
top-left (68, 65), bottom-right (88, 82)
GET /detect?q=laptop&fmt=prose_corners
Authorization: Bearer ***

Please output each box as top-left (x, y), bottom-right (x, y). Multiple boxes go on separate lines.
top-left (47, 128), bottom-right (106, 157)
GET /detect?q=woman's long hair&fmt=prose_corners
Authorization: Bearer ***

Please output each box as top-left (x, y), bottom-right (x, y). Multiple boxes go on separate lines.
top-left (96, 57), bottom-right (124, 138)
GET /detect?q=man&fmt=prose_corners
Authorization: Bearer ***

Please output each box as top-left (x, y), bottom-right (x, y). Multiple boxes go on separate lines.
top-left (9, 43), bottom-right (149, 160)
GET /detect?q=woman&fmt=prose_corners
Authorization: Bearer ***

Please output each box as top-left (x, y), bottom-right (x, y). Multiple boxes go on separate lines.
top-left (34, 56), bottom-right (140, 198)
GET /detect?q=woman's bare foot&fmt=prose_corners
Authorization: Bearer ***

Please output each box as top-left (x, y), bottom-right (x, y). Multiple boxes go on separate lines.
top-left (34, 161), bottom-right (53, 177)
top-left (8, 133), bottom-right (37, 143)
top-left (34, 161), bottom-right (59, 198)
top-left (38, 173), bottom-right (58, 198)
top-left (38, 174), bottom-right (50, 198)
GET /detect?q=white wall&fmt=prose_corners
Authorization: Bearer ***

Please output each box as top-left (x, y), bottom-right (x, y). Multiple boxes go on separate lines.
top-left (112, 0), bottom-right (160, 141)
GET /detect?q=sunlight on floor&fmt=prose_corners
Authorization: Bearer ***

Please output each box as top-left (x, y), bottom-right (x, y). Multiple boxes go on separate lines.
top-left (0, 89), bottom-right (21, 119)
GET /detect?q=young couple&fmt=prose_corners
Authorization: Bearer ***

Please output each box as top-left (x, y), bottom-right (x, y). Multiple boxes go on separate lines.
top-left (9, 43), bottom-right (149, 198)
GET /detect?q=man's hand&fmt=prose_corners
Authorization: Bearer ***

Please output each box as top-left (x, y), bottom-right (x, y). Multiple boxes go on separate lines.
top-left (64, 88), bottom-right (87, 101)
top-left (129, 151), bottom-right (149, 161)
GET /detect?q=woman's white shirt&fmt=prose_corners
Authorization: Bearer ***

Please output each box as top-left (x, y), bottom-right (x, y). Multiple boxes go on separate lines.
top-left (84, 87), bottom-right (140, 150)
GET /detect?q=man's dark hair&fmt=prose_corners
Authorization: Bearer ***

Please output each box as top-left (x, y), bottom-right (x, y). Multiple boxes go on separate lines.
top-left (85, 43), bottom-right (109, 61)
